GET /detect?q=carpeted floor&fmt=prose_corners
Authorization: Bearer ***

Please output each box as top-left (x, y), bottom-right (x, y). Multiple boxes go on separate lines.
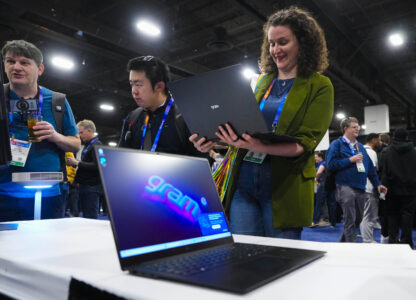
top-left (302, 221), bottom-right (416, 246)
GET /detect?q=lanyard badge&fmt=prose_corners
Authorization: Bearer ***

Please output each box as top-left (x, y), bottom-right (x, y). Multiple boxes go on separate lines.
top-left (140, 98), bottom-right (174, 152)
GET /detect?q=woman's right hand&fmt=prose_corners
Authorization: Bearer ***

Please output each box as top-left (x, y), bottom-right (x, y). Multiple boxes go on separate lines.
top-left (189, 134), bottom-right (217, 153)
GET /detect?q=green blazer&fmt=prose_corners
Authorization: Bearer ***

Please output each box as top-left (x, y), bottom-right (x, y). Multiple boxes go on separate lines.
top-left (223, 72), bottom-right (334, 228)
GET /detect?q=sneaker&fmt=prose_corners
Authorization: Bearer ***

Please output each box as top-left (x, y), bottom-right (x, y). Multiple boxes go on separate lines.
top-left (318, 220), bottom-right (330, 226)
top-left (380, 235), bottom-right (389, 244)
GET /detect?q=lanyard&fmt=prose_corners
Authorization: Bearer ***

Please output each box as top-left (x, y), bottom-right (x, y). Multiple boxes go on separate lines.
top-left (37, 86), bottom-right (44, 119)
top-left (8, 86), bottom-right (43, 138)
top-left (342, 137), bottom-right (360, 155)
top-left (140, 98), bottom-right (174, 152)
top-left (258, 78), bottom-right (292, 130)
top-left (81, 137), bottom-right (98, 160)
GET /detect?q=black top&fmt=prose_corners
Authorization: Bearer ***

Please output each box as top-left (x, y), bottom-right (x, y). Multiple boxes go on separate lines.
top-left (119, 99), bottom-right (205, 158)
top-left (75, 138), bottom-right (102, 185)
top-left (380, 140), bottom-right (416, 196)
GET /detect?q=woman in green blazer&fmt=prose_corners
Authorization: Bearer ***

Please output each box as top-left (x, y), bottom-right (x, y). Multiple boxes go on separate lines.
top-left (191, 6), bottom-right (334, 239)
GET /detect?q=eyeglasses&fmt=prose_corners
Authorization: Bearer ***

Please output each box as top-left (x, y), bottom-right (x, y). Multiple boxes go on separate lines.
top-left (349, 125), bottom-right (360, 130)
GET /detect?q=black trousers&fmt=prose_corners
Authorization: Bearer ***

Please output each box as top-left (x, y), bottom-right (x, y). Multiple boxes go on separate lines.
top-left (387, 195), bottom-right (416, 248)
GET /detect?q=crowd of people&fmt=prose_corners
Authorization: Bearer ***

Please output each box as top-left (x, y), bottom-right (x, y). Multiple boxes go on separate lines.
top-left (1, 6), bottom-right (414, 248)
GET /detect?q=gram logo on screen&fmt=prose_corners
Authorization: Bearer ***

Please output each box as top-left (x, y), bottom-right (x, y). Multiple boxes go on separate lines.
top-left (144, 175), bottom-right (208, 222)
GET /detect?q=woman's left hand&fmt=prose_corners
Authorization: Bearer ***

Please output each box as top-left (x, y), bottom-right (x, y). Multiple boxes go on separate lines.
top-left (215, 123), bottom-right (264, 152)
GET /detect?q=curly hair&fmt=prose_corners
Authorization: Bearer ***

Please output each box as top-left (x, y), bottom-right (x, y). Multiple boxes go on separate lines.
top-left (258, 6), bottom-right (329, 77)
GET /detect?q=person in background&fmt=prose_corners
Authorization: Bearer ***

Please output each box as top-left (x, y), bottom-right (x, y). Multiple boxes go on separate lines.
top-left (0, 40), bottom-right (80, 221)
top-left (67, 120), bottom-right (102, 219)
top-left (326, 117), bottom-right (387, 242)
top-left (191, 6), bottom-right (334, 239)
top-left (311, 151), bottom-right (336, 227)
top-left (380, 128), bottom-right (416, 248)
top-left (359, 133), bottom-right (381, 243)
top-left (378, 132), bottom-right (391, 243)
top-left (118, 56), bottom-right (203, 158)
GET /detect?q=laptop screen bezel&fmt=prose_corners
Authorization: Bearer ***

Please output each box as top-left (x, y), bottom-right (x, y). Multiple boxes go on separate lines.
top-left (95, 146), bottom-right (235, 270)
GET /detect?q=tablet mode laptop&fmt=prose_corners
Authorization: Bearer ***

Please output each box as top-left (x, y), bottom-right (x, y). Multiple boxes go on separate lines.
top-left (96, 146), bottom-right (324, 294)
top-left (168, 64), bottom-right (299, 144)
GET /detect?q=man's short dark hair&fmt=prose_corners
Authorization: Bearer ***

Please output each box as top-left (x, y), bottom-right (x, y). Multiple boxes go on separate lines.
top-left (127, 56), bottom-right (170, 90)
top-left (315, 151), bottom-right (325, 159)
top-left (366, 133), bottom-right (379, 143)
top-left (2, 40), bottom-right (43, 66)
top-left (340, 117), bottom-right (359, 133)
top-left (394, 128), bottom-right (408, 141)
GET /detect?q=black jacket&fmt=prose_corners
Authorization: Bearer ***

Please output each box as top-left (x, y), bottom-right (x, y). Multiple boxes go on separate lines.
top-left (380, 139), bottom-right (416, 196)
top-left (119, 100), bottom-right (205, 158)
top-left (74, 138), bottom-right (102, 185)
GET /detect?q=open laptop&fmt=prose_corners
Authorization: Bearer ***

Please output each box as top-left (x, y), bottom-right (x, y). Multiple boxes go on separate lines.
top-left (96, 146), bottom-right (325, 294)
top-left (167, 64), bottom-right (299, 144)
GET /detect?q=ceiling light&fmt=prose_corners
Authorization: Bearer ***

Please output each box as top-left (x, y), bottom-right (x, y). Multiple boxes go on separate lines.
top-left (336, 112), bottom-right (345, 119)
top-left (100, 104), bottom-right (114, 111)
top-left (389, 33), bottom-right (404, 47)
top-left (242, 67), bottom-right (255, 79)
top-left (361, 124), bottom-right (367, 130)
top-left (51, 55), bottom-right (75, 70)
top-left (108, 142), bottom-right (117, 147)
top-left (136, 20), bottom-right (161, 37)
top-left (93, 132), bottom-right (98, 136)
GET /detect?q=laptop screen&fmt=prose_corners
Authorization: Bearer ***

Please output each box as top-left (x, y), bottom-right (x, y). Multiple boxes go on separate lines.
top-left (96, 147), bottom-right (231, 260)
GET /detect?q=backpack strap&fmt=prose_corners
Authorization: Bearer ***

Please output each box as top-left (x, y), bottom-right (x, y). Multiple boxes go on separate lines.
top-left (119, 107), bottom-right (144, 146)
top-left (51, 91), bottom-right (66, 134)
top-left (51, 91), bottom-right (67, 181)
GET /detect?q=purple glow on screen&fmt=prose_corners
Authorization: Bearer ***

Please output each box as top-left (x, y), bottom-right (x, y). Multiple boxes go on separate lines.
top-left (144, 175), bottom-right (204, 222)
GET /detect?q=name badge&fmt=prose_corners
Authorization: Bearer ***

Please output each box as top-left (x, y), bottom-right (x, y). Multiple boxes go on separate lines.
top-left (356, 161), bottom-right (366, 173)
top-left (10, 139), bottom-right (32, 167)
top-left (243, 151), bottom-right (266, 164)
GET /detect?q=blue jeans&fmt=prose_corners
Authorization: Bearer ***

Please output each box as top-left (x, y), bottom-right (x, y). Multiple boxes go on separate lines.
top-left (313, 182), bottom-right (337, 226)
top-left (0, 194), bottom-right (63, 222)
top-left (79, 184), bottom-right (102, 219)
top-left (229, 161), bottom-right (302, 240)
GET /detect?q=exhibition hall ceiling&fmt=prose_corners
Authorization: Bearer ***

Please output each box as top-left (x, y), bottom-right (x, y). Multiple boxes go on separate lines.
top-left (1, 0), bottom-right (415, 144)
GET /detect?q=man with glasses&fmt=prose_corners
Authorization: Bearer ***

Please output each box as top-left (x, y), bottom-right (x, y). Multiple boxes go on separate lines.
top-left (326, 117), bottom-right (387, 242)
top-left (119, 56), bottom-right (202, 157)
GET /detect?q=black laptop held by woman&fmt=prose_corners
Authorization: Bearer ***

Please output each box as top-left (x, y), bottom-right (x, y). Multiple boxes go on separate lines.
top-left (167, 64), bottom-right (299, 144)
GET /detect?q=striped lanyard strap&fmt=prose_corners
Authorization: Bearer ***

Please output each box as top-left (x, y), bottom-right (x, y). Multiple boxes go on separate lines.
top-left (140, 98), bottom-right (174, 152)
top-left (258, 78), bottom-right (292, 130)
top-left (81, 137), bottom-right (99, 160)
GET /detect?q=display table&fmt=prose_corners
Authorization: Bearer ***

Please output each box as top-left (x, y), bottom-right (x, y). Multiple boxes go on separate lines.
top-left (0, 218), bottom-right (415, 300)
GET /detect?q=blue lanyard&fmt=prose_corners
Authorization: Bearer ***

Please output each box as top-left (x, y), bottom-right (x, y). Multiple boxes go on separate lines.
top-left (140, 98), bottom-right (174, 152)
top-left (37, 86), bottom-right (44, 119)
top-left (342, 137), bottom-right (360, 155)
top-left (259, 78), bottom-right (293, 130)
top-left (81, 137), bottom-right (98, 159)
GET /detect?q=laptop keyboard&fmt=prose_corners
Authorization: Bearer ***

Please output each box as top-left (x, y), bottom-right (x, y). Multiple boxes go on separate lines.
top-left (137, 243), bottom-right (271, 277)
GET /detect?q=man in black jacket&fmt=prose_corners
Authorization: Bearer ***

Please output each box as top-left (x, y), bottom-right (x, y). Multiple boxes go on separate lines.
top-left (380, 128), bottom-right (416, 248)
top-left (118, 56), bottom-right (203, 157)
top-left (67, 119), bottom-right (102, 219)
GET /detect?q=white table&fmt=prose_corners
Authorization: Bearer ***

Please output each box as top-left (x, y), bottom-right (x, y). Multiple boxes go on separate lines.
top-left (0, 218), bottom-right (415, 300)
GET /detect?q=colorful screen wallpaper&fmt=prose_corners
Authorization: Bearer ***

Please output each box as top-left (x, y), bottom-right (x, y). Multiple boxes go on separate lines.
top-left (97, 148), bottom-right (230, 254)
